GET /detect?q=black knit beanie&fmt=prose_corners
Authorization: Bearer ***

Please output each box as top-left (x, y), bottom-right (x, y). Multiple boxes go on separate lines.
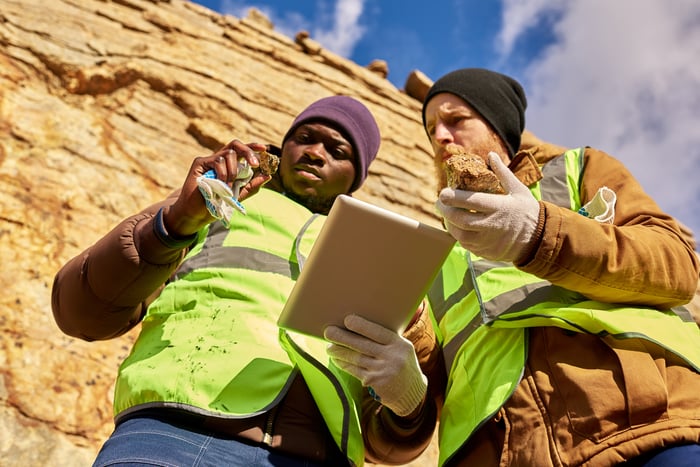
top-left (422, 68), bottom-right (527, 157)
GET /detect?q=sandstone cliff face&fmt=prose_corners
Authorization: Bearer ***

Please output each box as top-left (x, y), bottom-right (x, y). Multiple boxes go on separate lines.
top-left (0, 1), bottom-right (697, 466)
top-left (0, 1), bottom-right (438, 465)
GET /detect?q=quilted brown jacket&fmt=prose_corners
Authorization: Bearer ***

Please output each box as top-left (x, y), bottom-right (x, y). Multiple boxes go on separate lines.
top-left (51, 186), bottom-right (441, 464)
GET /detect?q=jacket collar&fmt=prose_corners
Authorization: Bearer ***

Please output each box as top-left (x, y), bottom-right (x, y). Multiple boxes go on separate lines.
top-left (508, 150), bottom-right (542, 187)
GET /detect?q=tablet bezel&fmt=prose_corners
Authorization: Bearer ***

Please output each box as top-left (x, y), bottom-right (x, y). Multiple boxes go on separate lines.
top-left (277, 195), bottom-right (455, 339)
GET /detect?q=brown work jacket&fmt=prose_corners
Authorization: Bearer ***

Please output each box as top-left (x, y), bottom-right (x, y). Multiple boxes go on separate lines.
top-left (365, 134), bottom-right (700, 466)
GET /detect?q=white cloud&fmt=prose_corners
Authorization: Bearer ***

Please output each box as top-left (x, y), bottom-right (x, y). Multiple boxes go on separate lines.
top-left (498, 0), bottom-right (566, 56)
top-left (313, 0), bottom-right (367, 57)
top-left (500, 0), bottom-right (700, 237)
top-left (220, 1), bottom-right (367, 58)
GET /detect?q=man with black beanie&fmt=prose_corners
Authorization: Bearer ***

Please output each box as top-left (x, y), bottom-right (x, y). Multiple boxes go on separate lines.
top-left (423, 67), bottom-right (526, 158)
top-left (415, 68), bottom-right (700, 466)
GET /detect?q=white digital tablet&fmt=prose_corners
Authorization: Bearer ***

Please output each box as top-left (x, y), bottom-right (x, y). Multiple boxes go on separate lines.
top-left (277, 194), bottom-right (455, 339)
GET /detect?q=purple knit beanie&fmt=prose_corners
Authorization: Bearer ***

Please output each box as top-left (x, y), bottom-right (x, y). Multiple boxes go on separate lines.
top-left (282, 95), bottom-right (381, 192)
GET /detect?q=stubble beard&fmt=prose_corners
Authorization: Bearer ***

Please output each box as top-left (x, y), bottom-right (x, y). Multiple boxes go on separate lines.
top-left (283, 189), bottom-right (336, 215)
top-left (273, 167), bottom-right (337, 215)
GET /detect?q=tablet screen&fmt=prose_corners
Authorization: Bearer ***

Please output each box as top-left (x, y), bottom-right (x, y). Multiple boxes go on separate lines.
top-left (277, 195), bottom-right (455, 339)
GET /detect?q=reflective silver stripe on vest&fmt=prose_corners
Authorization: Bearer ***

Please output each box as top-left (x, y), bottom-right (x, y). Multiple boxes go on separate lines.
top-left (539, 152), bottom-right (573, 207)
top-left (430, 256), bottom-right (507, 323)
top-left (483, 281), bottom-right (584, 322)
top-left (442, 280), bottom-right (585, 370)
top-left (436, 150), bottom-right (582, 371)
top-left (172, 214), bottom-right (320, 281)
top-left (430, 153), bottom-right (575, 321)
top-left (671, 305), bottom-right (696, 323)
top-left (429, 250), bottom-right (472, 322)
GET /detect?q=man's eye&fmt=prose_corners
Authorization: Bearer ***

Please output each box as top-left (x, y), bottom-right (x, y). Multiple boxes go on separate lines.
top-left (332, 148), bottom-right (350, 159)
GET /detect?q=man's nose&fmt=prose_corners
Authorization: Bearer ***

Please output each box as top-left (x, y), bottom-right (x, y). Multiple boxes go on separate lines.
top-left (433, 122), bottom-right (453, 144)
top-left (305, 142), bottom-right (327, 161)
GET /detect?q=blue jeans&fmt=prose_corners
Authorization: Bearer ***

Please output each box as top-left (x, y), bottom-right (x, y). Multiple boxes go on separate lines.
top-left (624, 443), bottom-right (700, 467)
top-left (93, 416), bottom-right (340, 467)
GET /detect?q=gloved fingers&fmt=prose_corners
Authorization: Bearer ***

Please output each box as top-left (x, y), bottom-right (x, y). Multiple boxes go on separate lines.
top-left (324, 323), bottom-right (384, 358)
top-left (196, 173), bottom-right (239, 221)
top-left (213, 151), bottom-right (253, 195)
top-left (444, 222), bottom-right (479, 248)
top-left (487, 152), bottom-right (530, 196)
top-left (231, 159), bottom-right (255, 201)
top-left (326, 342), bottom-right (372, 370)
top-left (438, 188), bottom-right (504, 215)
top-left (197, 177), bottom-right (215, 199)
top-left (343, 314), bottom-right (398, 345)
top-left (441, 208), bottom-right (506, 255)
top-left (200, 193), bottom-right (223, 219)
top-left (329, 349), bottom-right (393, 390)
top-left (328, 321), bottom-right (428, 416)
top-left (437, 199), bottom-right (486, 230)
top-left (329, 359), bottom-right (367, 385)
top-left (438, 187), bottom-right (478, 208)
top-left (327, 343), bottom-right (391, 389)
top-left (335, 321), bottom-right (419, 375)
top-left (219, 191), bottom-right (246, 214)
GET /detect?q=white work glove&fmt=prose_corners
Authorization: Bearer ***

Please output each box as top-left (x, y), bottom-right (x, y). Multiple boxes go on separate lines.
top-left (437, 152), bottom-right (540, 263)
top-left (196, 160), bottom-right (254, 226)
top-left (324, 315), bottom-right (427, 417)
top-left (578, 186), bottom-right (617, 224)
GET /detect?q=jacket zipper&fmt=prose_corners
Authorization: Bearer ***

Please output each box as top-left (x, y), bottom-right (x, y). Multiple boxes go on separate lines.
top-left (262, 405), bottom-right (279, 445)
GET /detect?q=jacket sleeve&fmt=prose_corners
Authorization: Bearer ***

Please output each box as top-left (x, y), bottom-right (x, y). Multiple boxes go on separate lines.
top-left (518, 147), bottom-right (699, 308)
top-left (362, 302), bottom-right (444, 464)
top-left (51, 192), bottom-right (192, 341)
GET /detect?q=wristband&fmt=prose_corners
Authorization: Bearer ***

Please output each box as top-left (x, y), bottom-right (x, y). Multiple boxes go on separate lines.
top-left (153, 207), bottom-right (197, 249)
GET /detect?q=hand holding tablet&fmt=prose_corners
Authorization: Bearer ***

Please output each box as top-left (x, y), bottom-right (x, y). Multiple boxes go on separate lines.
top-left (278, 195), bottom-right (455, 339)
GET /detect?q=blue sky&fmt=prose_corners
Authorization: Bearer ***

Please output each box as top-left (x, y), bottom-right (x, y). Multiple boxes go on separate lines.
top-left (192, 0), bottom-right (700, 246)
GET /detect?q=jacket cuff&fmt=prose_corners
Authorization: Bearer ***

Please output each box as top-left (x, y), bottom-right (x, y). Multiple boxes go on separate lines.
top-left (132, 211), bottom-right (190, 267)
top-left (153, 206), bottom-right (198, 249)
top-left (379, 392), bottom-right (437, 441)
top-left (516, 200), bottom-right (546, 267)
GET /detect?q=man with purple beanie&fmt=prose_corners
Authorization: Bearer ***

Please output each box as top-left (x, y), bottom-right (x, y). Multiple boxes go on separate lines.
top-left (53, 95), bottom-right (434, 466)
top-left (269, 95), bottom-right (381, 213)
